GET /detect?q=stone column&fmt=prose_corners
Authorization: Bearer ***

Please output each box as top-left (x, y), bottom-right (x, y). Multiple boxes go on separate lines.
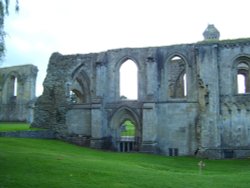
top-left (95, 61), bottom-right (105, 98)
top-left (146, 57), bottom-right (157, 100)
top-left (25, 66), bottom-right (38, 122)
top-left (90, 104), bottom-right (105, 149)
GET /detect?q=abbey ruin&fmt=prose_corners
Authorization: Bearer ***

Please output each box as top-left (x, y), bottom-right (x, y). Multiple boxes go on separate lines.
top-left (1, 25), bottom-right (248, 159)
top-left (0, 64), bottom-right (38, 122)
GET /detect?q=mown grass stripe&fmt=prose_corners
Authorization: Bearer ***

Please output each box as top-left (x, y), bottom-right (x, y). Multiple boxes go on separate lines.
top-left (0, 137), bottom-right (250, 188)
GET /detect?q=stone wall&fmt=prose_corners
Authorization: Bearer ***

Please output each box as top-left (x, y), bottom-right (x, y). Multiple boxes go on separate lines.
top-left (0, 64), bottom-right (38, 122)
top-left (32, 38), bottom-right (250, 158)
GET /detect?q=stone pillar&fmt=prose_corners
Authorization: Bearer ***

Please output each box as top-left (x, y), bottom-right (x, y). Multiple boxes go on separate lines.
top-left (146, 57), bottom-right (157, 100)
top-left (95, 62), bottom-right (106, 97)
top-left (90, 104), bottom-right (105, 149)
top-left (26, 66), bottom-right (38, 123)
top-left (196, 45), bottom-right (221, 158)
top-left (141, 103), bottom-right (158, 153)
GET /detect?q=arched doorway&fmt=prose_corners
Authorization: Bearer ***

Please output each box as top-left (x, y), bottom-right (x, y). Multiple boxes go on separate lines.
top-left (119, 119), bottom-right (136, 152)
top-left (109, 107), bottom-right (141, 152)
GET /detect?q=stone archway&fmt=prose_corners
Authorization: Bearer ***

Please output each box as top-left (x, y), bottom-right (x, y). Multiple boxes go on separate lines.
top-left (0, 65), bottom-right (38, 122)
top-left (70, 67), bottom-right (91, 104)
top-left (109, 107), bottom-right (141, 152)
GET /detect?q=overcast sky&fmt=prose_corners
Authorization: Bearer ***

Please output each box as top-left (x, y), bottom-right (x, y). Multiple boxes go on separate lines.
top-left (3, 0), bottom-right (250, 96)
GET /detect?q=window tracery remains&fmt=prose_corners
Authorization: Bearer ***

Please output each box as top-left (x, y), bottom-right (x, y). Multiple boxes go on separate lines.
top-left (168, 56), bottom-right (187, 98)
top-left (236, 57), bottom-right (250, 94)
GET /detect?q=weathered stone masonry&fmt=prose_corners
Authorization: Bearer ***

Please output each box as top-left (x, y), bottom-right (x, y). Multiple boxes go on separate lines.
top-left (32, 26), bottom-right (250, 159)
top-left (0, 64), bottom-right (38, 122)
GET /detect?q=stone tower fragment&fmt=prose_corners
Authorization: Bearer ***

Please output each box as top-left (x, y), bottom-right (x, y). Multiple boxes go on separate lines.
top-left (203, 24), bottom-right (220, 40)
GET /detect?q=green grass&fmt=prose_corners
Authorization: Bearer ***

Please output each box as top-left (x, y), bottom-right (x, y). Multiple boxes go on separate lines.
top-left (0, 138), bottom-right (250, 188)
top-left (121, 120), bottom-right (135, 136)
top-left (0, 122), bottom-right (42, 132)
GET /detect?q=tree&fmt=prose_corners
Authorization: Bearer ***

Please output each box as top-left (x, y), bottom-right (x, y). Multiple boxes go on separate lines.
top-left (0, 0), bottom-right (19, 61)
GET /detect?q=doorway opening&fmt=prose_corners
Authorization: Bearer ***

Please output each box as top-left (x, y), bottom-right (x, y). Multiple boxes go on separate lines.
top-left (118, 120), bottom-right (136, 152)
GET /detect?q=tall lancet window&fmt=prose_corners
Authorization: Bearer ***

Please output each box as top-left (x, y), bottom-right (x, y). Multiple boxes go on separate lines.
top-left (168, 56), bottom-right (187, 98)
top-left (237, 62), bottom-right (249, 94)
top-left (120, 59), bottom-right (138, 100)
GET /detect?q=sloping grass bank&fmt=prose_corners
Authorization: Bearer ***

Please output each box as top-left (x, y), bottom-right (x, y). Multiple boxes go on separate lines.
top-left (0, 138), bottom-right (250, 188)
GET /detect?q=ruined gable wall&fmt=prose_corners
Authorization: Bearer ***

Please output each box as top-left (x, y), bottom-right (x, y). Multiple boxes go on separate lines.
top-left (32, 52), bottom-right (97, 131)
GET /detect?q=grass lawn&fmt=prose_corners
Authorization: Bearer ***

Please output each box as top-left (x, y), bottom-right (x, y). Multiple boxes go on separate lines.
top-left (0, 122), bottom-right (41, 132)
top-left (0, 138), bottom-right (250, 187)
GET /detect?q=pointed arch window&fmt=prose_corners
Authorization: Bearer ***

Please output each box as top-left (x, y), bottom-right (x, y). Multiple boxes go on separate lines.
top-left (237, 62), bottom-right (249, 94)
top-left (70, 69), bottom-right (91, 104)
top-left (183, 73), bottom-right (187, 97)
top-left (237, 74), bottom-right (246, 94)
top-left (168, 56), bottom-right (187, 98)
top-left (119, 59), bottom-right (138, 100)
top-left (9, 75), bottom-right (18, 97)
top-left (13, 76), bottom-right (18, 96)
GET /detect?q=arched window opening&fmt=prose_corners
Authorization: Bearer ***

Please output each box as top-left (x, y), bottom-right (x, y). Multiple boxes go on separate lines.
top-left (175, 72), bottom-right (186, 98)
top-left (183, 73), bottom-right (187, 97)
top-left (237, 74), bottom-right (246, 94)
top-left (70, 69), bottom-right (91, 104)
top-left (9, 76), bottom-right (18, 97)
top-left (13, 76), bottom-right (18, 96)
top-left (237, 62), bottom-right (249, 94)
top-left (120, 59), bottom-right (138, 100)
top-left (168, 56), bottom-right (187, 98)
top-left (171, 56), bottom-right (181, 61)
